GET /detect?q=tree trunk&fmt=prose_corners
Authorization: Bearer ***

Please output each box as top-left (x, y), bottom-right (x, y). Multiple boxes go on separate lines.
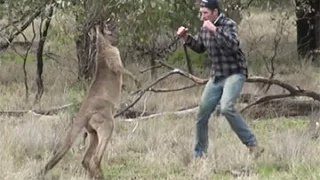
top-left (314, 0), bottom-right (320, 59)
top-left (34, 2), bottom-right (54, 105)
top-left (295, 0), bottom-right (319, 60)
top-left (150, 51), bottom-right (157, 80)
top-left (75, 31), bottom-right (96, 81)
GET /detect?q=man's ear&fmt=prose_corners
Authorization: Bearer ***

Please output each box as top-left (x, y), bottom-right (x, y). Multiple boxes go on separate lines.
top-left (213, 8), bottom-right (218, 15)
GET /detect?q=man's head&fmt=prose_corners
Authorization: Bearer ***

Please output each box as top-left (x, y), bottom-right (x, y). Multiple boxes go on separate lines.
top-left (199, 0), bottom-right (220, 22)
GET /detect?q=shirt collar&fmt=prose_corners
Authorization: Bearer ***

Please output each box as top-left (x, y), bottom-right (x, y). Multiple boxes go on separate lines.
top-left (213, 13), bottom-right (224, 25)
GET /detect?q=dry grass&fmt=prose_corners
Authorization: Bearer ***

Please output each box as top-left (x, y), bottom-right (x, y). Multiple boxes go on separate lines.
top-left (1, 108), bottom-right (320, 180)
top-left (1, 9), bottom-right (320, 180)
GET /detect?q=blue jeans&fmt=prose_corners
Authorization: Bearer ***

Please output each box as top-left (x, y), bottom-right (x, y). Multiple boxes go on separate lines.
top-left (194, 74), bottom-right (257, 157)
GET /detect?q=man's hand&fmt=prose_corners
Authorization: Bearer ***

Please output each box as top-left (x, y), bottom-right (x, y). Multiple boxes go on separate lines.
top-left (202, 20), bottom-right (217, 33)
top-left (176, 26), bottom-right (189, 41)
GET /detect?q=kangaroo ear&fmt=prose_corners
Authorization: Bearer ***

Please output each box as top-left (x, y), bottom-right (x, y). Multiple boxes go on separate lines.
top-left (94, 24), bottom-right (100, 36)
top-left (93, 21), bottom-right (104, 34)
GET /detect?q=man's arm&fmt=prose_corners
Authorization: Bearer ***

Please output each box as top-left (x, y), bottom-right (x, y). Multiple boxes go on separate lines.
top-left (184, 34), bottom-right (206, 53)
top-left (214, 19), bottom-right (239, 52)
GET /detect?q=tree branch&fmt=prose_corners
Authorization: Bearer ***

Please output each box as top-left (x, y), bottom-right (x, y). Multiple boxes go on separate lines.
top-left (240, 93), bottom-right (293, 113)
top-left (115, 70), bottom-right (182, 118)
top-left (148, 84), bottom-right (198, 93)
top-left (120, 106), bottom-right (199, 122)
top-left (156, 60), bottom-right (207, 84)
top-left (2, 61), bottom-right (319, 120)
top-left (117, 61), bottom-right (320, 117)
top-left (139, 64), bottom-right (162, 73)
top-left (0, 9), bottom-right (42, 51)
top-left (0, 103), bottom-right (75, 117)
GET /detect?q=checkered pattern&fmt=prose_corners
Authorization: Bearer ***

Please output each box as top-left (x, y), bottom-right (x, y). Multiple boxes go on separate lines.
top-left (185, 13), bottom-right (248, 78)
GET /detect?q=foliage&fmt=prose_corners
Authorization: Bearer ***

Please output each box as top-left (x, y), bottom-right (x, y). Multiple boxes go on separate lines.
top-left (246, 0), bottom-right (294, 9)
top-left (167, 48), bottom-right (209, 69)
top-left (0, 0), bottom-right (319, 102)
top-left (114, 0), bottom-right (201, 48)
top-left (65, 83), bottom-right (87, 116)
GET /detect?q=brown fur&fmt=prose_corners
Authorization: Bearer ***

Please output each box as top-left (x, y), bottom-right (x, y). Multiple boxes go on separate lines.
top-left (39, 26), bottom-right (139, 179)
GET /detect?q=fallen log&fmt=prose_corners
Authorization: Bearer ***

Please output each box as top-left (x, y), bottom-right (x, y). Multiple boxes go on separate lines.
top-left (241, 98), bottom-right (320, 119)
top-left (1, 95), bottom-right (319, 120)
top-left (0, 103), bottom-right (74, 117)
top-left (120, 107), bottom-right (199, 122)
top-left (1, 61), bottom-right (319, 120)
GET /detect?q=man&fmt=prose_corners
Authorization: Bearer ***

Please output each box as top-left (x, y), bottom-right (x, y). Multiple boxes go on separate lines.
top-left (176, 0), bottom-right (264, 158)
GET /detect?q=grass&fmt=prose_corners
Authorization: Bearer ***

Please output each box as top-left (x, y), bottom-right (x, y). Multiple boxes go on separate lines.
top-left (1, 104), bottom-right (319, 179)
top-left (0, 8), bottom-right (320, 180)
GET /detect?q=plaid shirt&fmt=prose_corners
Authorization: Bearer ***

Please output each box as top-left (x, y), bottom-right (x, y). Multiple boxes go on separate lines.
top-left (185, 13), bottom-right (248, 79)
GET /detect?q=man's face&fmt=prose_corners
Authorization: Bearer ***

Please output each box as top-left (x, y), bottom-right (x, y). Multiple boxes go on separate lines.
top-left (200, 7), bottom-right (218, 22)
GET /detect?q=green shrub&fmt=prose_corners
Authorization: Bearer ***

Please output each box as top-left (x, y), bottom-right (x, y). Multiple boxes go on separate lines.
top-left (65, 85), bottom-right (87, 116)
top-left (0, 53), bottom-right (37, 64)
top-left (167, 48), bottom-right (209, 69)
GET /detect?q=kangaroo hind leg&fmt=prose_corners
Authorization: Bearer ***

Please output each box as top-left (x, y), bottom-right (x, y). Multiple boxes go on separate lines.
top-left (87, 113), bottom-right (114, 180)
top-left (81, 130), bottom-right (98, 174)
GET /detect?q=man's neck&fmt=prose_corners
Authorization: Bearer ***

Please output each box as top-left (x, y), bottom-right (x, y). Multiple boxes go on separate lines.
top-left (213, 13), bottom-right (222, 25)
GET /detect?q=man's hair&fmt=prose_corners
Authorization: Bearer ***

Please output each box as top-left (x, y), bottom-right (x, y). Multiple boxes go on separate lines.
top-left (199, 0), bottom-right (220, 12)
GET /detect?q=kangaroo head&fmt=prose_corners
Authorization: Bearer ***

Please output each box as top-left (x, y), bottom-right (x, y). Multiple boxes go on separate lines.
top-left (95, 21), bottom-right (118, 46)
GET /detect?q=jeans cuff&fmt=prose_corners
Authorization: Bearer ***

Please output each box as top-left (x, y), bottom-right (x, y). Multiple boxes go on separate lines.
top-left (245, 141), bottom-right (257, 146)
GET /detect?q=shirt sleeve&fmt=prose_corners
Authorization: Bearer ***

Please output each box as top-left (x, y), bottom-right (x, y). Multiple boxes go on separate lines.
top-left (184, 33), bottom-right (206, 53)
top-left (214, 19), bottom-right (239, 52)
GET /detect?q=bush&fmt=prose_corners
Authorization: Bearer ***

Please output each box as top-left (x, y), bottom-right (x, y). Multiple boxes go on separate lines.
top-left (167, 48), bottom-right (209, 69)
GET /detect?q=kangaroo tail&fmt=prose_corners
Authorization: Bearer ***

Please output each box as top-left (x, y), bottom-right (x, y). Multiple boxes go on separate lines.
top-left (40, 119), bottom-right (86, 175)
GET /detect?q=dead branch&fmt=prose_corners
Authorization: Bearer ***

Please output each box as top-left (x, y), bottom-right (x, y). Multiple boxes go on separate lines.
top-left (115, 70), bottom-right (182, 118)
top-left (156, 60), bottom-right (207, 84)
top-left (0, 103), bottom-right (75, 117)
top-left (32, 103), bottom-right (74, 116)
top-left (114, 61), bottom-right (205, 118)
top-left (2, 60), bottom-right (319, 120)
top-left (117, 61), bottom-right (320, 117)
top-left (241, 76), bottom-right (320, 113)
top-left (130, 91), bottom-right (151, 133)
top-left (121, 106), bottom-right (199, 122)
top-left (148, 84), bottom-right (198, 93)
top-left (246, 77), bottom-right (320, 101)
top-left (139, 64), bottom-right (162, 73)
top-left (116, 60), bottom-right (205, 118)
top-left (240, 93), bottom-right (293, 113)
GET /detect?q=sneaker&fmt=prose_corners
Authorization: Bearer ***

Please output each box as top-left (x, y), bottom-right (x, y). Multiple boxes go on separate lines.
top-left (247, 145), bottom-right (264, 159)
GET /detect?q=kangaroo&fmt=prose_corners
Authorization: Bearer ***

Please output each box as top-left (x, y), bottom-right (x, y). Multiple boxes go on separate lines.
top-left (39, 25), bottom-right (139, 179)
